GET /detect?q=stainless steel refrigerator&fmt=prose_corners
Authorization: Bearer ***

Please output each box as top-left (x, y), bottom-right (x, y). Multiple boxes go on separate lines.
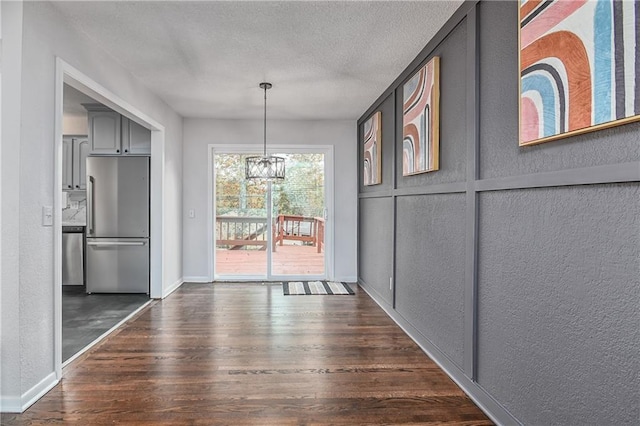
top-left (86, 156), bottom-right (150, 293)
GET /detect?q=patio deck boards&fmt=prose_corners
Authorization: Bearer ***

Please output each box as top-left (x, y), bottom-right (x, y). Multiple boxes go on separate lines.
top-left (215, 244), bottom-right (325, 276)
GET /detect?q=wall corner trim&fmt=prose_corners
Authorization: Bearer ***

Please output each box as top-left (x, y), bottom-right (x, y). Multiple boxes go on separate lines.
top-left (163, 278), bottom-right (184, 299)
top-left (358, 282), bottom-right (521, 426)
top-left (20, 372), bottom-right (58, 413)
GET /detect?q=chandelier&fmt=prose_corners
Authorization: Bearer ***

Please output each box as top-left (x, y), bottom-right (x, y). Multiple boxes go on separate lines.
top-left (245, 82), bottom-right (285, 180)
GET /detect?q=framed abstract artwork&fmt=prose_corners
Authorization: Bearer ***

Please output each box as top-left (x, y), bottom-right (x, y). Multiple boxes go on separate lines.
top-left (402, 56), bottom-right (440, 176)
top-left (520, 0), bottom-right (640, 146)
top-left (363, 111), bottom-right (382, 186)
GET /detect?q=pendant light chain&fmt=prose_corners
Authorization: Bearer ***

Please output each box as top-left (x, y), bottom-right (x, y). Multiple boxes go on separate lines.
top-left (263, 84), bottom-right (267, 157)
top-left (245, 82), bottom-right (285, 180)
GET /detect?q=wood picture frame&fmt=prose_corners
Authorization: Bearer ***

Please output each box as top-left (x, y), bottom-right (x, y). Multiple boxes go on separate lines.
top-left (363, 111), bottom-right (382, 186)
top-left (519, 0), bottom-right (640, 146)
top-left (402, 56), bottom-right (440, 175)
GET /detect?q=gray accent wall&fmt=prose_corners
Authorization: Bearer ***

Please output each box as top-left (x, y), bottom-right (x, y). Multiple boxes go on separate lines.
top-left (359, 93), bottom-right (395, 195)
top-left (478, 2), bottom-right (640, 180)
top-left (395, 194), bottom-right (466, 369)
top-left (357, 1), bottom-right (640, 425)
top-left (358, 197), bottom-right (393, 307)
top-left (477, 184), bottom-right (640, 425)
top-left (395, 18), bottom-right (467, 189)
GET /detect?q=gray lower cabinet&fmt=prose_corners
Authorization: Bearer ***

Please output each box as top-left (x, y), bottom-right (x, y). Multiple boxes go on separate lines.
top-left (62, 226), bottom-right (85, 286)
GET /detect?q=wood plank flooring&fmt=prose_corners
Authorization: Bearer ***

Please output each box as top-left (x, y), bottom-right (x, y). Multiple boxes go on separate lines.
top-left (2, 283), bottom-right (492, 425)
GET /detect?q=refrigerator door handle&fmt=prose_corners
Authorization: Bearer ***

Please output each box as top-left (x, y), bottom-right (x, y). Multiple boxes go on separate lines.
top-left (87, 241), bottom-right (147, 247)
top-left (87, 175), bottom-right (95, 236)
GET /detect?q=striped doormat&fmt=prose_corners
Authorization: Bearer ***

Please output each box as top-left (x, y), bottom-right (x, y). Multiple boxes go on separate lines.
top-left (283, 281), bottom-right (355, 296)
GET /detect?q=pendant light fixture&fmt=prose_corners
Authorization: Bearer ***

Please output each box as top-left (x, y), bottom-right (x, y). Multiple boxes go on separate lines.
top-left (245, 82), bottom-right (285, 180)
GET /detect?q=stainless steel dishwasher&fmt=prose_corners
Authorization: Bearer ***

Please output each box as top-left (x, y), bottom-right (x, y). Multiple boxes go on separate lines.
top-left (62, 226), bottom-right (85, 286)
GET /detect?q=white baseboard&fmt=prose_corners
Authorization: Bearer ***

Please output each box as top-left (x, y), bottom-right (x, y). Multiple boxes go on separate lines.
top-left (162, 278), bottom-right (184, 299)
top-left (335, 276), bottom-right (358, 283)
top-left (20, 372), bottom-right (58, 412)
top-left (0, 395), bottom-right (21, 413)
top-left (182, 276), bottom-right (211, 283)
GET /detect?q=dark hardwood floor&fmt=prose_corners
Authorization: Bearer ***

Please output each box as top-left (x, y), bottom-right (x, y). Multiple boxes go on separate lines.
top-left (2, 283), bottom-right (492, 425)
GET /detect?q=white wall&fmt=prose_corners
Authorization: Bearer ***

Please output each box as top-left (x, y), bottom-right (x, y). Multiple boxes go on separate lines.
top-left (183, 118), bottom-right (357, 282)
top-left (62, 113), bottom-right (88, 135)
top-left (1, 0), bottom-right (23, 410)
top-left (163, 115), bottom-right (184, 292)
top-left (1, 1), bottom-right (183, 410)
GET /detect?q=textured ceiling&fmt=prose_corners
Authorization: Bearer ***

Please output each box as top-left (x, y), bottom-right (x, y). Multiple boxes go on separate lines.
top-left (52, 1), bottom-right (464, 120)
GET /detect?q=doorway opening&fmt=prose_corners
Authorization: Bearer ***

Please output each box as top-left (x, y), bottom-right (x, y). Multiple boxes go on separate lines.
top-left (54, 58), bottom-right (165, 379)
top-left (209, 146), bottom-right (333, 281)
top-left (60, 82), bottom-right (152, 366)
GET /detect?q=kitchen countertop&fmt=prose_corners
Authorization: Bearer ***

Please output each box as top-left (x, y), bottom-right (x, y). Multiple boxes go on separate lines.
top-left (62, 221), bottom-right (86, 227)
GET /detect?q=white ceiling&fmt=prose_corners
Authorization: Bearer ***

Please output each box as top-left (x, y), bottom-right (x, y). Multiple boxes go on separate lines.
top-left (63, 83), bottom-right (99, 116)
top-left (52, 1), bottom-right (464, 120)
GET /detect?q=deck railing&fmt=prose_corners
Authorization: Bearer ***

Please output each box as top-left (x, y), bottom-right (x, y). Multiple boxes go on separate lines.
top-left (274, 215), bottom-right (316, 247)
top-left (216, 214), bottom-right (324, 252)
top-left (216, 216), bottom-right (268, 250)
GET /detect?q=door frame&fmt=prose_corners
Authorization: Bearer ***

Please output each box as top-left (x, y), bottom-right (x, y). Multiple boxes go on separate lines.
top-left (54, 58), bottom-right (165, 379)
top-left (208, 144), bottom-right (334, 282)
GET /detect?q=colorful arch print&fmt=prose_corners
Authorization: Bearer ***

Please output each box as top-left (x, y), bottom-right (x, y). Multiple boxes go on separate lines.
top-left (363, 111), bottom-right (382, 186)
top-left (520, 0), bottom-right (640, 146)
top-left (403, 56), bottom-right (440, 175)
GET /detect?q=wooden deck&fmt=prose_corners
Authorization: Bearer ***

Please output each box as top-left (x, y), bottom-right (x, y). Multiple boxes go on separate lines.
top-left (2, 283), bottom-right (492, 425)
top-left (216, 244), bottom-right (325, 276)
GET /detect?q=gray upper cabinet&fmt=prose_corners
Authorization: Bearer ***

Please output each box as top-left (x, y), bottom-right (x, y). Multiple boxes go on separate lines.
top-left (122, 117), bottom-right (151, 155)
top-left (62, 136), bottom-right (74, 190)
top-left (85, 104), bottom-right (150, 156)
top-left (63, 136), bottom-right (90, 190)
top-left (74, 138), bottom-right (90, 189)
top-left (87, 106), bottom-right (122, 154)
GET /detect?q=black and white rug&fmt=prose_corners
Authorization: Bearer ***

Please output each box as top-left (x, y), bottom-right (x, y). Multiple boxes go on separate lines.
top-left (282, 281), bottom-right (355, 296)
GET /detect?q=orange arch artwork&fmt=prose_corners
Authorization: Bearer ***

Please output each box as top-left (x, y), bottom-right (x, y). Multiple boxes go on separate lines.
top-left (402, 56), bottom-right (440, 176)
top-left (363, 111), bottom-right (382, 186)
top-left (520, 0), bottom-right (640, 146)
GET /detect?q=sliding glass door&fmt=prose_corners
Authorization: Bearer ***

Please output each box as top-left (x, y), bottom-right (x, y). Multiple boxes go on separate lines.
top-left (214, 154), bottom-right (268, 276)
top-left (271, 154), bottom-right (325, 276)
top-left (213, 149), bottom-right (328, 280)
